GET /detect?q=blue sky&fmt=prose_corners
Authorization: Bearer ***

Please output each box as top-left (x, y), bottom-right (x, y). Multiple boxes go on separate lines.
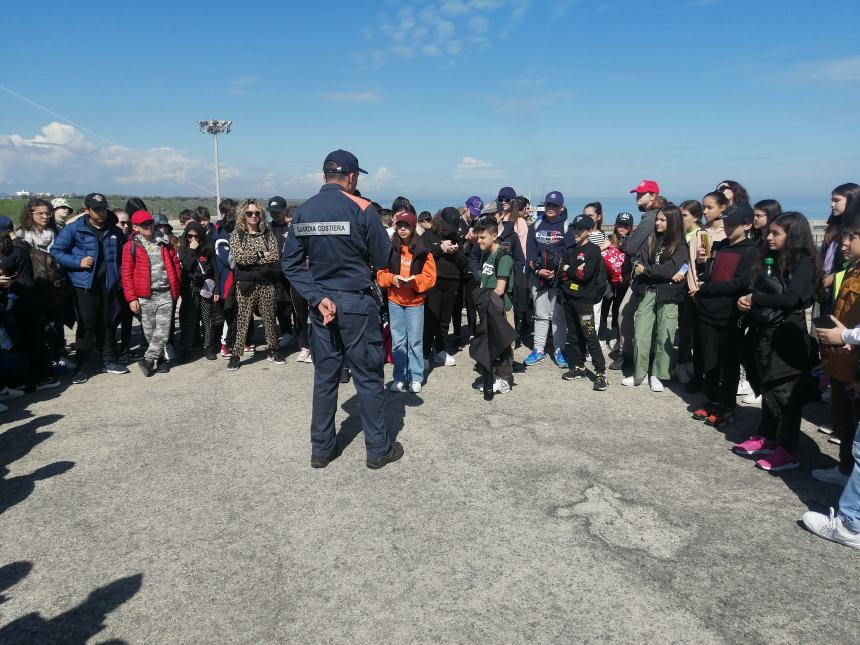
top-left (2, 0), bottom-right (859, 217)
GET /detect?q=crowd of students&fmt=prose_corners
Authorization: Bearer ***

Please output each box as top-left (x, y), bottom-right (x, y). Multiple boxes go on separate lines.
top-left (2, 179), bottom-right (860, 550)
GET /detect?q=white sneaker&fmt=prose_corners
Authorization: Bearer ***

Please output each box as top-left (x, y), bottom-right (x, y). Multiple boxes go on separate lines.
top-left (812, 466), bottom-right (850, 488)
top-left (649, 376), bottom-right (664, 392)
top-left (737, 379), bottom-right (752, 396)
top-left (433, 351), bottom-right (456, 367)
top-left (741, 393), bottom-right (761, 405)
top-left (673, 364), bottom-right (690, 384)
top-left (620, 376), bottom-right (643, 387)
top-left (409, 381), bottom-right (422, 393)
top-left (297, 348), bottom-right (312, 363)
top-left (802, 508), bottom-right (860, 549)
top-left (388, 381), bottom-right (407, 393)
top-left (0, 386), bottom-right (25, 400)
top-left (494, 377), bottom-right (511, 394)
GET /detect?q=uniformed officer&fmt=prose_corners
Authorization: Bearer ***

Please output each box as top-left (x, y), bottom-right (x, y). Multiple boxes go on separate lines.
top-left (281, 149), bottom-right (404, 470)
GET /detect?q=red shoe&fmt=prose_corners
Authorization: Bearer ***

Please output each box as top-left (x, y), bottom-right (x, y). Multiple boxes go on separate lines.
top-left (706, 409), bottom-right (735, 428)
top-left (692, 402), bottom-right (717, 421)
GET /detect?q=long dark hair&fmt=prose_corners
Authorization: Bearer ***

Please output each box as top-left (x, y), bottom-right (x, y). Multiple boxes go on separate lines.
top-left (835, 182), bottom-right (860, 228)
top-left (752, 199), bottom-right (783, 243)
top-left (19, 198), bottom-right (57, 233)
top-left (716, 180), bottom-right (749, 205)
top-left (648, 203), bottom-right (683, 259)
top-left (769, 211), bottom-right (821, 285)
top-left (125, 197), bottom-right (147, 216)
top-left (391, 196), bottom-right (416, 215)
top-left (679, 199), bottom-right (703, 229)
top-left (584, 201), bottom-right (603, 228)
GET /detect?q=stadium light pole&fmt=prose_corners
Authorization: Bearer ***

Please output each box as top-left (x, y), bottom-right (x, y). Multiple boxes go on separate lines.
top-left (198, 120), bottom-right (231, 213)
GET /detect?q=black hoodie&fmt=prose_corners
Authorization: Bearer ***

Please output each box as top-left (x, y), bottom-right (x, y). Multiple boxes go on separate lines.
top-left (696, 237), bottom-right (760, 325)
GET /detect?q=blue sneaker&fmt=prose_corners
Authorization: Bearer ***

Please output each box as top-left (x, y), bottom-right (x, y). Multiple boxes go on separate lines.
top-left (524, 349), bottom-right (546, 366)
top-left (554, 348), bottom-right (568, 369)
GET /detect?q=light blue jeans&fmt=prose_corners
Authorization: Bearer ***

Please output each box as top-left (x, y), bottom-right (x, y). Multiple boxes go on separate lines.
top-left (839, 423), bottom-right (860, 532)
top-left (389, 301), bottom-right (424, 384)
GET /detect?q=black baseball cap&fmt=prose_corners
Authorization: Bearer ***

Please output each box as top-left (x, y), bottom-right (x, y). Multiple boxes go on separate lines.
top-left (323, 149), bottom-right (367, 174)
top-left (267, 196), bottom-right (287, 214)
top-left (722, 202), bottom-right (754, 227)
top-left (615, 212), bottom-right (634, 227)
top-left (84, 193), bottom-right (109, 209)
top-left (573, 214), bottom-right (595, 231)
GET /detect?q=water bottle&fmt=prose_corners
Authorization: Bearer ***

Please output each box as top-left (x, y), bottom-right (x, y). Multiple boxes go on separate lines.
top-left (764, 256), bottom-right (775, 278)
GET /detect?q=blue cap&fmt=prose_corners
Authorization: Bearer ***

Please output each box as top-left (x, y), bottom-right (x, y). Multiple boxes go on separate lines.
top-left (323, 149), bottom-right (367, 174)
top-left (497, 187), bottom-right (516, 202)
top-left (0, 216), bottom-right (12, 232)
top-left (544, 191), bottom-right (564, 206)
top-left (465, 196), bottom-right (484, 218)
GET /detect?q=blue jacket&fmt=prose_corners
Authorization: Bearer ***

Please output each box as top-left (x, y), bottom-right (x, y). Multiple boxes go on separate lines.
top-left (281, 183), bottom-right (390, 307)
top-left (526, 213), bottom-right (574, 274)
top-left (50, 214), bottom-right (125, 290)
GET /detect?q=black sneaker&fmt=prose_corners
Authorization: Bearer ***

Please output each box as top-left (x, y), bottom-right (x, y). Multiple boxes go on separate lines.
top-left (36, 377), bottom-right (61, 390)
top-left (102, 362), bottom-right (130, 375)
top-left (205, 348), bottom-right (218, 361)
top-left (562, 366), bottom-right (588, 381)
top-left (366, 441), bottom-right (404, 470)
top-left (227, 356), bottom-right (240, 371)
top-left (311, 443), bottom-right (343, 469)
top-left (608, 357), bottom-right (624, 371)
top-left (593, 374), bottom-right (608, 391)
top-left (71, 370), bottom-right (89, 385)
top-left (268, 351), bottom-right (287, 365)
top-left (156, 358), bottom-right (171, 374)
top-left (339, 367), bottom-right (352, 383)
top-left (137, 358), bottom-right (154, 377)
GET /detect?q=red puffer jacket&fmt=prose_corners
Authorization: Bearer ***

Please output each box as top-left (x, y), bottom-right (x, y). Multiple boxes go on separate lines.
top-left (121, 238), bottom-right (182, 301)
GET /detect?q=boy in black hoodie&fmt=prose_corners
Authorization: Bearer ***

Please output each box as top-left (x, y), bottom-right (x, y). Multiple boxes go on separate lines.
top-left (560, 215), bottom-right (608, 390)
top-left (692, 203), bottom-right (760, 427)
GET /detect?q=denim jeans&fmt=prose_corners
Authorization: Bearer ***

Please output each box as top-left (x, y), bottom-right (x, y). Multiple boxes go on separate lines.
top-left (838, 423), bottom-right (860, 532)
top-left (389, 301), bottom-right (424, 384)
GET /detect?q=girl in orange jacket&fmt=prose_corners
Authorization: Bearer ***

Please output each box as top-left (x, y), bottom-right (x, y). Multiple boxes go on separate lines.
top-left (376, 211), bottom-right (437, 393)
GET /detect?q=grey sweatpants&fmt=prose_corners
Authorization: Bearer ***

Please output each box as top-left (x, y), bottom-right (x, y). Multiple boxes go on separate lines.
top-left (530, 274), bottom-right (566, 354)
top-left (139, 290), bottom-right (174, 362)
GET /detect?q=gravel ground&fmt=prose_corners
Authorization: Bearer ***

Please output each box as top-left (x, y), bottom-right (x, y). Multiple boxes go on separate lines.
top-left (0, 336), bottom-right (854, 644)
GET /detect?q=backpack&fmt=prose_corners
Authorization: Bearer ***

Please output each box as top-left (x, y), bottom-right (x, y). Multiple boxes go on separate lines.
top-left (30, 247), bottom-right (69, 306)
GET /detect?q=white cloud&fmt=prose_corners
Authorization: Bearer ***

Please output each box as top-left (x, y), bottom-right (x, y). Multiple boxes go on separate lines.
top-left (0, 122), bottom-right (216, 193)
top-left (320, 90), bottom-right (385, 103)
top-left (454, 156), bottom-right (503, 180)
top-left (776, 56), bottom-right (860, 85)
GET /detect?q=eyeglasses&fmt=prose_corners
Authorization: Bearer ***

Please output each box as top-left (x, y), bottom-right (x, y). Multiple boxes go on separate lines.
top-left (246, 211), bottom-right (262, 217)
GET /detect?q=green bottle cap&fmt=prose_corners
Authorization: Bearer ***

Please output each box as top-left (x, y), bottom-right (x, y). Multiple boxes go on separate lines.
top-left (764, 257), bottom-right (775, 265)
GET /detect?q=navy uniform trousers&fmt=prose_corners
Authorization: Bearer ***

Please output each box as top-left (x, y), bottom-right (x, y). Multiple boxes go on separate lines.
top-left (309, 290), bottom-right (390, 459)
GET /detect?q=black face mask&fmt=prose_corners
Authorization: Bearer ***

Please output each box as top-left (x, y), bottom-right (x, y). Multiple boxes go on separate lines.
top-left (638, 204), bottom-right (648, 213)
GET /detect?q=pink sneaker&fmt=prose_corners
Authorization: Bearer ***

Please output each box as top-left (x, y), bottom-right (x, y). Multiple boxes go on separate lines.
top-left (731, 436), bottom-right (776, 456)
top-left (755, 446), bottom-right (799, 472)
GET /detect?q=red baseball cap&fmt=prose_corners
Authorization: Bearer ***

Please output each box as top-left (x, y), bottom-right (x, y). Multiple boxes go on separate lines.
top-left (629, 179), bottom-right (660, 195)
top-left (131, 210), bottom-right (155, 225)
top-left (393, 211), bottom-right (417, 228)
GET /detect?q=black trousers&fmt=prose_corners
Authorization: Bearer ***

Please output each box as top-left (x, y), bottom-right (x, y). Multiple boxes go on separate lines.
top-left (73, 281), bottom-right (118, 368)
top-left (699, 319), bottom-right (743, 409)
top-left (424, 277), bottom-right (459, 357)
top-left (453, 277), bottom-right (478, 339)
top-left (830, 378), bottom-right (860, 475)
top-left (758, 375), bottom-right (818, 454)
top-left (13, 304), bottom-right (54, 385)
top-left (600, 283), bottom-right (628, 338)
top-left (564, 298), bottom-right (605, 373)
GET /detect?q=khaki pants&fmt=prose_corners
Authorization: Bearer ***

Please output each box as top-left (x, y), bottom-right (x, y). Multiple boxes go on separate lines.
top-left (632, 290), bottom-right (678, 381)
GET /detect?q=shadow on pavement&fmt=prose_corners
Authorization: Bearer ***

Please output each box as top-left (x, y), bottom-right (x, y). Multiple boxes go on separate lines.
top-left (0, 561), bottom-right (32, 604)
top-left (0, 573), bottom-right (142, 645)
top-left (0, 414), bottom-right (73, 515)
top-left (336, 389), bottom-right (423, 452)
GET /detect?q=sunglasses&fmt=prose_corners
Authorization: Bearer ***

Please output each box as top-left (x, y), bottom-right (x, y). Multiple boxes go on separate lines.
top-left (186, 233), bottom-right (199, 238)
top-left (498, 198), bottom-right (511, 204)
top-left (137, 222), bottom-right (154, 228)
top-left (395, 221), bottom-right (413, 228)
top-left (246, 211), bottom-right (262, 217)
